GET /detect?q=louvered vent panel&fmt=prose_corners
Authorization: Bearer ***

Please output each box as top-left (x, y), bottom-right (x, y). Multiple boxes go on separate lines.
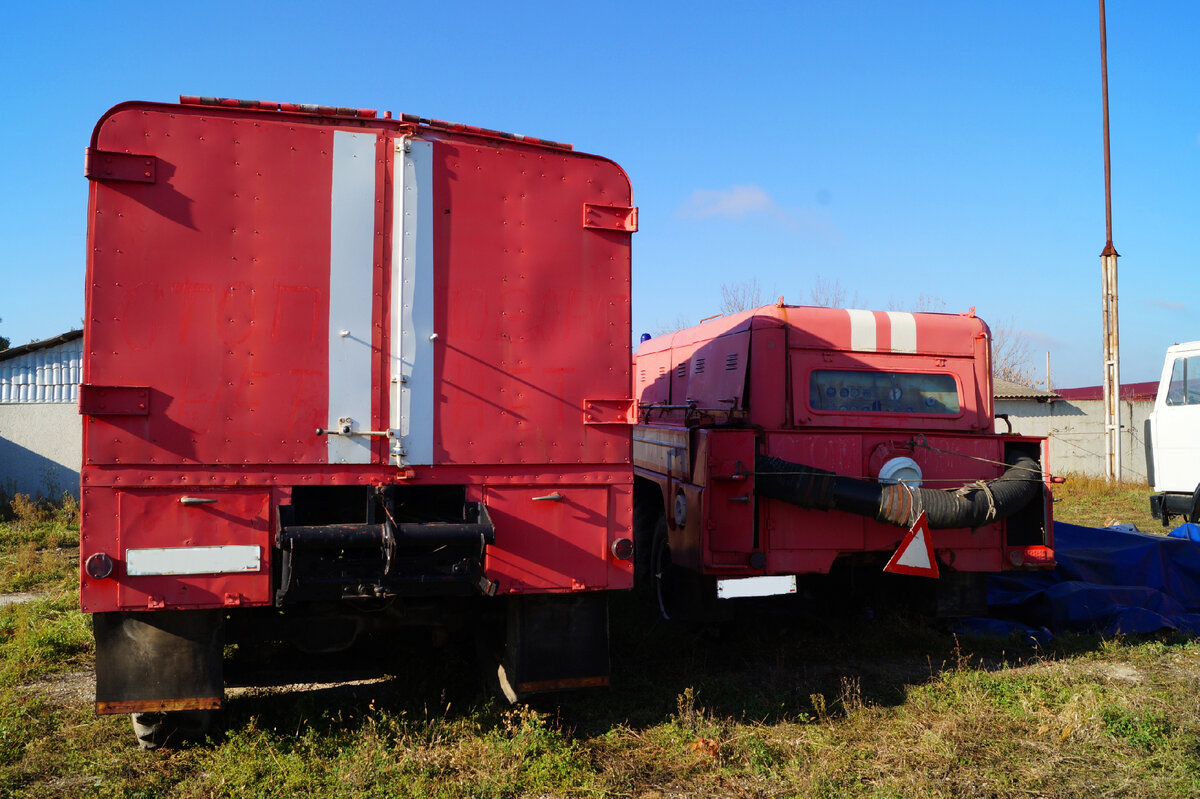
top-left (726, 352), bottom-right (739, 371)
top-left (694, 358), bottom-right (706, 375)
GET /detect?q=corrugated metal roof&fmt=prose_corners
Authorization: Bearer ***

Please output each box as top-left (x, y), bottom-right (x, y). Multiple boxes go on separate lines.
top-left (993, 378), bottom-right (1060, 401)
top-left (0, 332), bottom-right (83, 404)
top-left (0, 330), bottom-right (83, 362)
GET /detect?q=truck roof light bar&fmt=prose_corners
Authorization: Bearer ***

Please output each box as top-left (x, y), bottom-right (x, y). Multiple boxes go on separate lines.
top-left (179, 95), bottom-right (383, 119)
top-left (415, 117), bottom-right (573, 150)
top-left (177, 96), bottom-right (572, 150)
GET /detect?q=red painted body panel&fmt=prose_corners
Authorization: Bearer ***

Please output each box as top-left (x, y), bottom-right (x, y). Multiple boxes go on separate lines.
top-left (432, 143), bottom-right (632, 466)
top-left (86, 109), bottom-right (336, 468)
top-left (483, 483), bottom-right (632, 592)
top-left (80, 101), bottom-right (634, 614)
top-left (116, 489), bottom-right (271, 609)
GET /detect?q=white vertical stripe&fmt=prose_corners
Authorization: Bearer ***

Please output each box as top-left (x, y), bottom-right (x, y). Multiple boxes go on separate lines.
top-left (327, 131), bottom-right (377, 465)
top-left (391, 139), bottom-right (435, 466)
top-left (846, 309), bottom-right (877, 352)
top-left (886, 312), bottom-right (917, 353)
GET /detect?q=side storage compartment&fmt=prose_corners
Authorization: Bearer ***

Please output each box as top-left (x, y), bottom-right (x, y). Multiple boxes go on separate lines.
top-left (115, 489), bottom-right (272, 610)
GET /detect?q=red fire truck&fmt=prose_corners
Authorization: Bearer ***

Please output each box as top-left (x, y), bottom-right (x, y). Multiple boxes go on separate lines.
top-left (80, 97), bottom-right (637, 747)
top-left (632, 304), bottom-right (1054, 618)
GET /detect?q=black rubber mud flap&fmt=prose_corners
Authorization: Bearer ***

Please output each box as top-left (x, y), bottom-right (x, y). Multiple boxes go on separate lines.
top-left (496, 594), bottom-right (610, 703)
top-left (93, 610), bottom-right (224, 714)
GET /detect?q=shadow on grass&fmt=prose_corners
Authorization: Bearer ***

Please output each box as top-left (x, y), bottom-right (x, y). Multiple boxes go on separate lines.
top-left (210, 588), bottom-right (1141, 748)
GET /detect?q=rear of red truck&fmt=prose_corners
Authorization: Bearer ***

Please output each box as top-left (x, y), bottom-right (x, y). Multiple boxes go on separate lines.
top-left (632, 304), bottom-right (1054, 618)
top-left (80, 97), bottom-right (637, 746)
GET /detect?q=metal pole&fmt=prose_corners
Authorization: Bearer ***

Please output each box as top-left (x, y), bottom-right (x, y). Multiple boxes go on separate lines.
top-left (1099, 0), bottom-right (1122, 481)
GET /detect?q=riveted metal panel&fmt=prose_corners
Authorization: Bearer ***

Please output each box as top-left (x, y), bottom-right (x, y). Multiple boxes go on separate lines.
top-left (483, 485), bottom-right (612, 592)
top-left (85, 105), bottom-right (337, 466)
top-left (433, 145), bottom-right (633, 468)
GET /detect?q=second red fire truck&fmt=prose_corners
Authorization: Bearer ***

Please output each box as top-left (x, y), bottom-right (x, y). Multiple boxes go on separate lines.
top-left (631, 303), bottom-right (1054, 618)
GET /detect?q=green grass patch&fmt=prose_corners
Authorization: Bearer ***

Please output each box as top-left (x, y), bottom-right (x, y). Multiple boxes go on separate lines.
top-left (0, 491), bottom-right (79, 595)
top-left (3, 472), bottom-right (1200, 796)
top-left (0, 591), bottom-right (93, 686)
top-left (1051, 472), bottom-right (1161, 531)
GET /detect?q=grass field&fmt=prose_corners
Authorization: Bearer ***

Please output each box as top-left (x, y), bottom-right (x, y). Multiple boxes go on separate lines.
top-left (1048, 473), bottom-right (1163, 531)
top-left (2, 478), bottom-right (1198, 798)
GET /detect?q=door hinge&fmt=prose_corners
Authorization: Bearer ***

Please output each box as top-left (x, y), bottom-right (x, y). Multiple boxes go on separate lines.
top-left (583, 399), bottom-right (637, 425)
top-left (78, 385), bottom-right (150, 416)
top-left (85, 148), bottom-right (157, 183)
top-left (582, 203), bottom-right (638, 232)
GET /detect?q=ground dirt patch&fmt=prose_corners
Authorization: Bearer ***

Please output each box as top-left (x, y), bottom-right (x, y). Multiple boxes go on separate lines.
top-left (0, 592), bottom-right (44, 607)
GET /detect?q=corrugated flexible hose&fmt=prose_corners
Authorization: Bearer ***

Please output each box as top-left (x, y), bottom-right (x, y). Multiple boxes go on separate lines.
top-left (754, 452), bottom-right (1041, 529)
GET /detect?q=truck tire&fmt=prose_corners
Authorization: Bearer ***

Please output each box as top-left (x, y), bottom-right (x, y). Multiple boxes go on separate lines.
top-left (130, 710), bottom-right (214, 750)
top-left (651, 516), bottom-right (696, 623)
top-left (632, 490), bottom-right (659, 591)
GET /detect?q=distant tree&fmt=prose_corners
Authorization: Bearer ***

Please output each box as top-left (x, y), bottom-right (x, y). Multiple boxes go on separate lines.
top-left (719, 275), bottom-right (870, 313)
top-left (888, 293), bottom-right (947, 313)
top-left (990, 317), bottom-right (1038, 387)
top-left (807, 276), bottom-right (863, 308)
top-left (0, 318), bottom-right (8, 351)
top-left (648, 312), bottom-right (697, 339)
top-left (719, 278), bottom-right (765, 315)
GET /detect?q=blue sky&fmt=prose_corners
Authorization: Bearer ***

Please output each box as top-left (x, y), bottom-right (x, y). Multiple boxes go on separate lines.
top-left (2, 1), bottom-right (1196, 388)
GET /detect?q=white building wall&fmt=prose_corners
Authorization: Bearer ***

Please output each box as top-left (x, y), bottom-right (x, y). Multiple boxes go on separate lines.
top-left (996, 398), bottom-right (1151, 484)
top-left (0, 404), bottom-right (81, 499)
top-left (0, 336), bottom-right (84, 499)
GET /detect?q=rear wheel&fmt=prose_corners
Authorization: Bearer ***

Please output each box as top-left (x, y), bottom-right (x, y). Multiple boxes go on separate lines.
top-left (651, 516), bottom-right (721, 626)
top-left (651, 516), bottom-right (698, 623)
top-left (632, 492), bottom-right (658, 592)
top-left (130, 710), bottom-right (214, 750)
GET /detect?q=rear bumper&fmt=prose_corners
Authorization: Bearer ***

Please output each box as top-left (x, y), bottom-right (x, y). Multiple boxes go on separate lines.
top-left (1150, 491), bottom-right (1199, 525)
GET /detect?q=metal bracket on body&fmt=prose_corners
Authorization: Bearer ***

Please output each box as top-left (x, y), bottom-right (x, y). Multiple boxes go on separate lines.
top-left (583, 399), bottom-right (637, 425)
top-left (85, 149), bottom-right (157, 183)
top-left (582, 203), bottom-right (638, 232)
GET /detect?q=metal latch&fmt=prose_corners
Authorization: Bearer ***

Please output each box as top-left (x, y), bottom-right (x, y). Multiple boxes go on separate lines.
top-left (316, 417), bottom-right (398, 439)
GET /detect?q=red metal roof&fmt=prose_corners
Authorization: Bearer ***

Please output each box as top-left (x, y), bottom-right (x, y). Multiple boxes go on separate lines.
top-left (1053, 380), bottom-right (1158, 402)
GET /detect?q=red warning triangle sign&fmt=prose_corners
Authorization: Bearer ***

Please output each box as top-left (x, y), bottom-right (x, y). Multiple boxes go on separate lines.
top-left (883, 511), bottom-right (940, 578)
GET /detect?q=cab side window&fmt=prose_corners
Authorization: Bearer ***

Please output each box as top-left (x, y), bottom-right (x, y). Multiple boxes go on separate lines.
top-left (1166, 356), bottom-right (1200, 406)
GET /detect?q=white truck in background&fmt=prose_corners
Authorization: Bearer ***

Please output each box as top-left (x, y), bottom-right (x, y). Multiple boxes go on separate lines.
top-left (1148, 341), bottom-right (1200, 526)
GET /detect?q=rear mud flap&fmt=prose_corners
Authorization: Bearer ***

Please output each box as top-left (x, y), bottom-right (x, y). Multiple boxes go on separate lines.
top-left (497, 594), bottom-right (610, 703)
top-left (94, 610), bottom-right (224, 715)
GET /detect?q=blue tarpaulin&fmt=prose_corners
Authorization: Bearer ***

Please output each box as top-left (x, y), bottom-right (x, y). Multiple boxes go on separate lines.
top-left (953, 522), bottom-right (1200, 639)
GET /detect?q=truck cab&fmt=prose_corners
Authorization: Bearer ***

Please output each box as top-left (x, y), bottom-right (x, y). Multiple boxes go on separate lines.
top-left (1148, 341), bottom-right (1200, 525)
